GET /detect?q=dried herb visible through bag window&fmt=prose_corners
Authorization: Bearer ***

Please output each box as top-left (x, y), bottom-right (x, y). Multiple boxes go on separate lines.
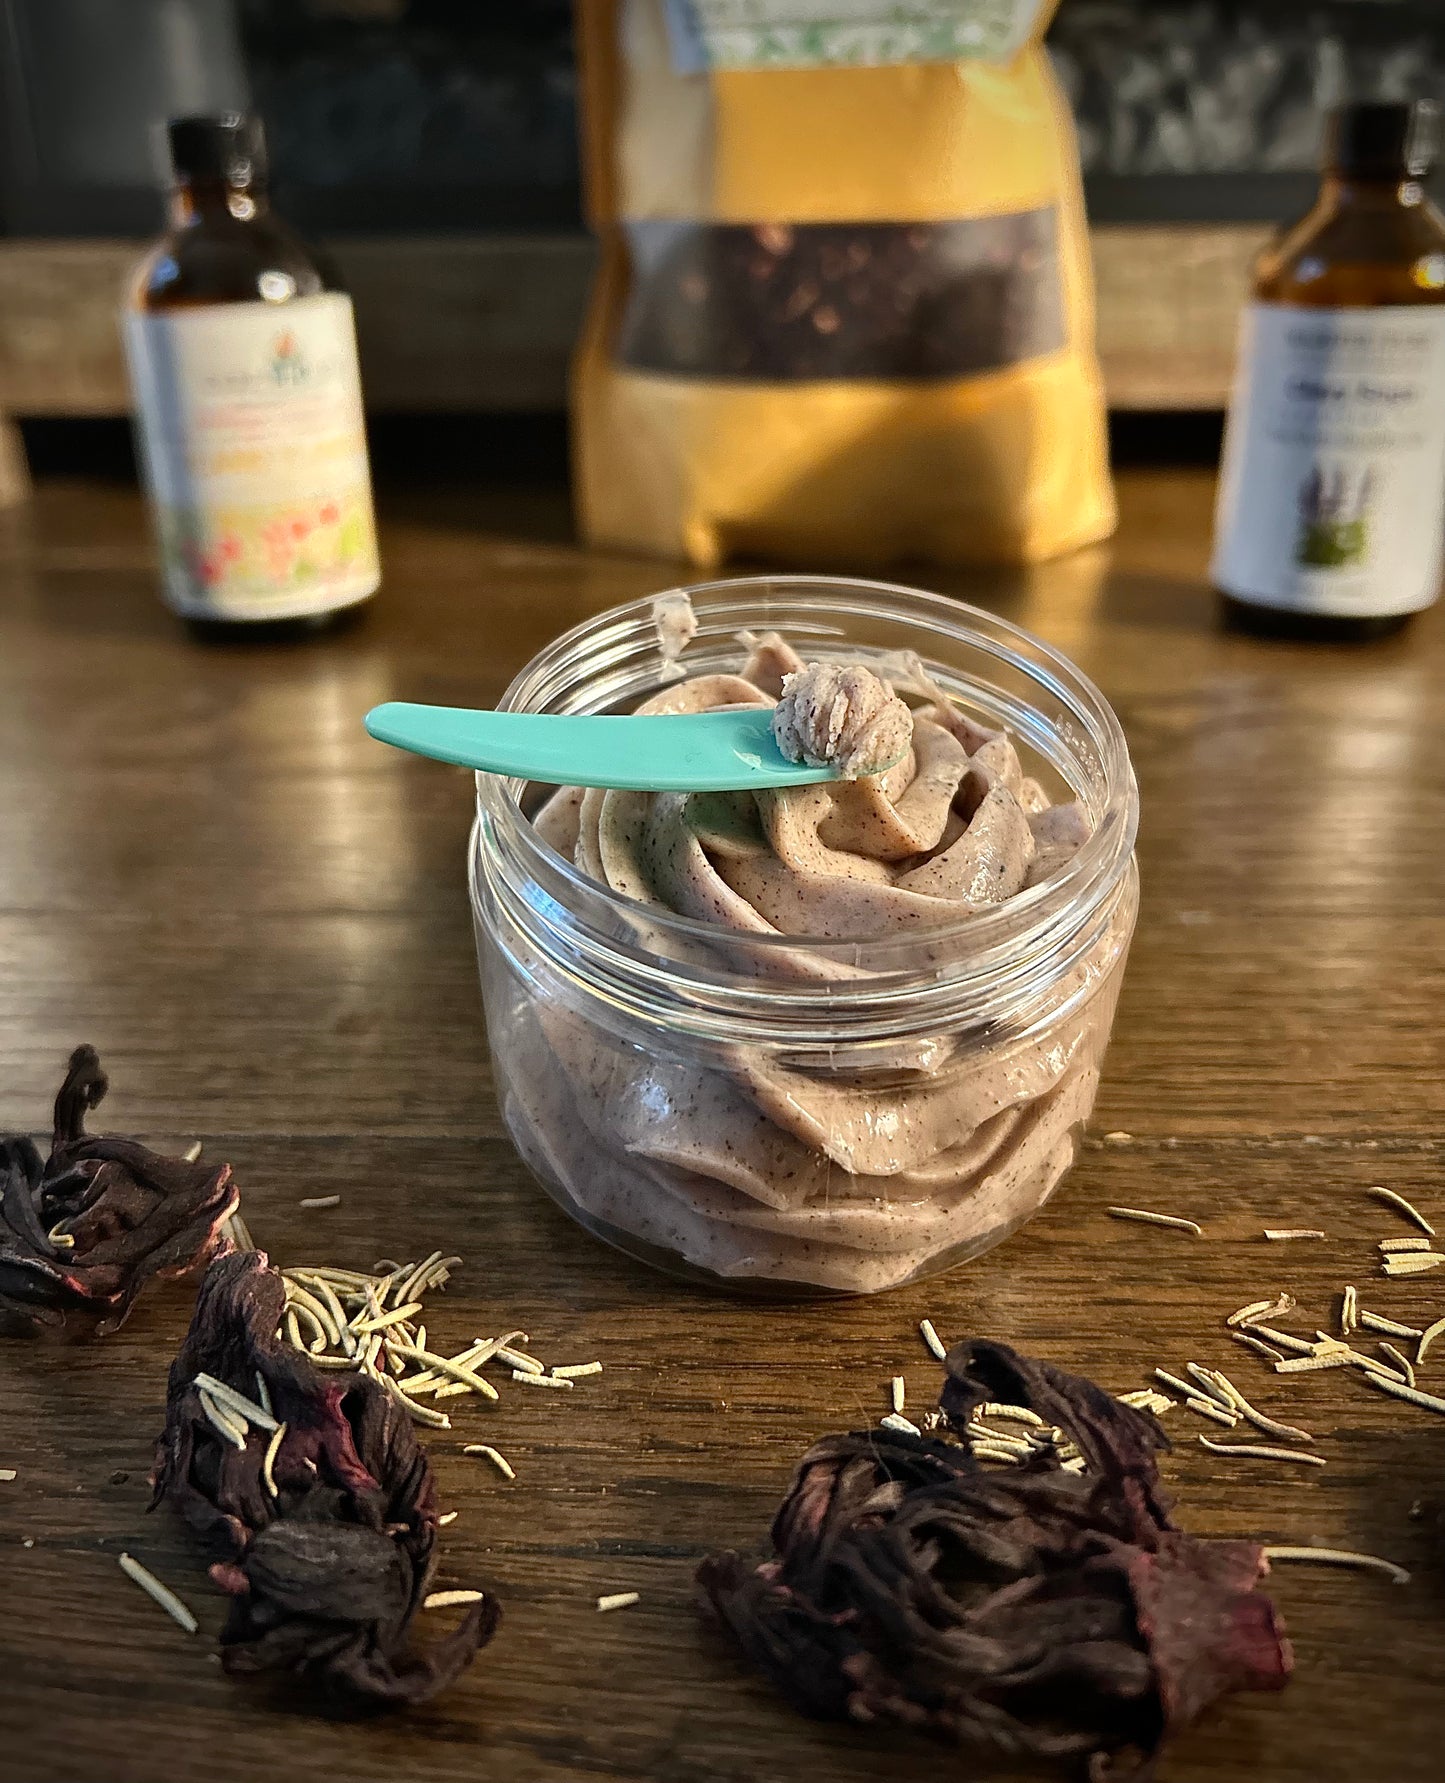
top-left (0, 1045), bottom-right (238, 1336)
top-left (618, 216), bottom-right (1066, 382)
top-left (699, 1339), bottom-right (1291, 1773)
top-left (152, 1249), bottom-right (497, 1707)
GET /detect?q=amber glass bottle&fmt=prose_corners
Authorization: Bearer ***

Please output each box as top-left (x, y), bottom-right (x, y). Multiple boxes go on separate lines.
top-left (1213, 101), bottom-right (1445, 641)
top-left (124, 115), bottom-right (379, 639)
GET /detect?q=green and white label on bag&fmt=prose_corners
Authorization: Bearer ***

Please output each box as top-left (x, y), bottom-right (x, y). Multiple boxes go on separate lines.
top-left (662, 0), bottom-right (1047, 72)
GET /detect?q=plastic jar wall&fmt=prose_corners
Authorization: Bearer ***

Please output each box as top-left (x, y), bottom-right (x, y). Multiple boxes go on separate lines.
top-left (470, 577), bottom-right (1139, 1296)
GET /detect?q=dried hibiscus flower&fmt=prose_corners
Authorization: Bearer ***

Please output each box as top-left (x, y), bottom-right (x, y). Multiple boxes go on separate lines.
top-left (0, 1045), bottom-right (238, 1337)
top-left (152, 1248), bottom-right (497, 1707)
top-left (699, 1339), bottom-right (1291, 1776)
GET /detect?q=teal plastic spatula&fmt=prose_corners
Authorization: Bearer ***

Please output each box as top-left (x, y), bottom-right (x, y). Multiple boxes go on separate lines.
top-left (363, 701), bottom-right (901, 792)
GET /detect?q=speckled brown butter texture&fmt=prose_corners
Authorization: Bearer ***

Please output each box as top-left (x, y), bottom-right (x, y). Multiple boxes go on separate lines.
top-left (506, 636), bottom-right (1129, 1292)
top-left (772, 661), bottom-right (913, 778)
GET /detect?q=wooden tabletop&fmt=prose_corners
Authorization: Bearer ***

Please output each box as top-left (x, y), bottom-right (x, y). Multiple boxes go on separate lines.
top-left (1, 466), bottom-right (1442, 1782)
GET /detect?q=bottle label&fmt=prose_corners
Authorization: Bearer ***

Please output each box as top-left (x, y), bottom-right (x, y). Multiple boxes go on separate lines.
top-left (1212, 302), bottom-right (1445, 617)
top-left (123, 293), bottom-right (380, 620)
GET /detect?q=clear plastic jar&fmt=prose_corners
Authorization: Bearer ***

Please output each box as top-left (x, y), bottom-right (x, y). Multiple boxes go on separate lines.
top-left (470, 577), bottom-right (1138, 1296)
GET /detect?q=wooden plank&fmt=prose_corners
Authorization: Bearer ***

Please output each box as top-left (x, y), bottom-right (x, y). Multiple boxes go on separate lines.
top-left (0, 235), bottom-right (595, 415)
top-left (0, 410), bottom-right (29, 504)
top-left (1092, 223), bottom-right (1268, 409)
top-left (0, 240), bottom-right (137, 414)
top-left (0, 226), bottom-right (1262, 417)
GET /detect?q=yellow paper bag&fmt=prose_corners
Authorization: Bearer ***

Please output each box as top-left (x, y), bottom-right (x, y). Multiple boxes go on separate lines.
top-left (573, 0), bottom-right (1115, 569)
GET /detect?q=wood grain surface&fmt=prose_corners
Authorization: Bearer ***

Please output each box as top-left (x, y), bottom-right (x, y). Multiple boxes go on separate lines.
top-left (1, 468), bottom-right (1443, 1783)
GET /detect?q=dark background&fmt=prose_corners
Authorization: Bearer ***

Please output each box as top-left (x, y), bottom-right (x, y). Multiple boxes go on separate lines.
top-left (2, 0), bottom-right (1444, 238)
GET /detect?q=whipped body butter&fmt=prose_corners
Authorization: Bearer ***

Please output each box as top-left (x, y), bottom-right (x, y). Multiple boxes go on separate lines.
top-left (470, 579), bottom-right (1138, 1294)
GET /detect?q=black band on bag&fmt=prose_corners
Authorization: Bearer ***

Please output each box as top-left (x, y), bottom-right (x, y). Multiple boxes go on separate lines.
top-left (616, 209), bottom-right (1066, 382)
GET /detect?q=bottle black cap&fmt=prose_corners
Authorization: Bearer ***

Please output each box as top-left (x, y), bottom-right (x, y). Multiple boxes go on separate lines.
top-left (1323, 101), bottom-right (1439, 180)
top-left (166, 114), bottom-right (267, 187)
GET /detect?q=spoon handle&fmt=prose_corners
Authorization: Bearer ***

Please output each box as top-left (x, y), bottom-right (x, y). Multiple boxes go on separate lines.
top-left (363, 701), bottom-right (842, 791)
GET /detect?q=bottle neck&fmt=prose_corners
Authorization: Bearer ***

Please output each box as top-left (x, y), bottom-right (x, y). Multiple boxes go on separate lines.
top-left (1318, 172), bottom-right (1426, 211)
top-left (168, 179), bottom-right (269, 227)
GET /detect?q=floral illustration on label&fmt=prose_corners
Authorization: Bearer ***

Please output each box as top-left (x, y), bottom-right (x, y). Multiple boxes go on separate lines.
top-left (159, 492), bottom-right (376, 605)
top-left (1295, 463), bottom-right (1376, 569)
top-left (270, 329), bottom-right (309, 386)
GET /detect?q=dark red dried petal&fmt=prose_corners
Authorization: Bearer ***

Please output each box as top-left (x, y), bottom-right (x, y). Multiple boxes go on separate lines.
top-left (152, 1250), bottom-right (496, 1709)
top-left (216, 1519), bottom-right (498, 1706)
top-left (0, 1047), bottom-right (238, 1337)
top-left (51, 1043), bottom-right (108, 1145)
top-left (699, 1339), bottom-right (1291, 1773)
top-left (1130, 1535), bottom-right (1293, 1728)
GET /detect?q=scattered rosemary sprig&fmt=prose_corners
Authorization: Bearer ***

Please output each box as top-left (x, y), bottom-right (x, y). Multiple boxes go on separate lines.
top-left (1417, 1315), bottom-right (1445, 1366)
top-left (1228, 1293), bottom-right (1295, 1328)
top-left (1263, 1546), bottom-right (1410, 1586)
top-left (880, 1412), bottom-right (921, 1436)
top-left (1382, 1251), bottom-right (1445, 1278)
top-left (1357, 1308), bottom-right (1422, 1341)
top-left (269, 1256), bottom-right (599, 1435)
top-left (1366, 1375), bottom-right (1445, 1417)
top-left (117, 1552), bottom-right (198, 1634)
top-left (1107, 1207), bottom-right (1202, 1236)
top-left (463, 1443), bottom-right (516, 1481)
top-left (1366, 1187), bottom-right (1434, 1235)
top-left (1198, 1436), bottom-right (1326, 1468)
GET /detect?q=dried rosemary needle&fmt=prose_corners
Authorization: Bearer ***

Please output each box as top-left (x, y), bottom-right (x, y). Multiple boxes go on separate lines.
top-left (1107, 1207), bottom-right (1203, 1236)
top-left (1417, 1315), bottom-right (1445, 1366)
top-left (1366, 1186), bottom-right (1435, 1236)
top-left (1366, 1375), bottom-right (1445, 1417)
top-left (463, 1444), bottom-right (516, 1482)
top-left (1263, 1545), bottom-right (1410, 1586)
top-left (881, 1412), bottom-right (921, 1436)
top-left (1198, 1437), bottom-right (1325, 1468)
top-left (117, 1553), bottom-right (198, 1634)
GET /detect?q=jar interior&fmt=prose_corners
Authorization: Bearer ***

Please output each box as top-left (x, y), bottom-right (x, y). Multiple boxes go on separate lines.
top-left (476, 576), bottom-right (1138, 1021)
top-left (501, 579), bottom-right (1117, 832)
